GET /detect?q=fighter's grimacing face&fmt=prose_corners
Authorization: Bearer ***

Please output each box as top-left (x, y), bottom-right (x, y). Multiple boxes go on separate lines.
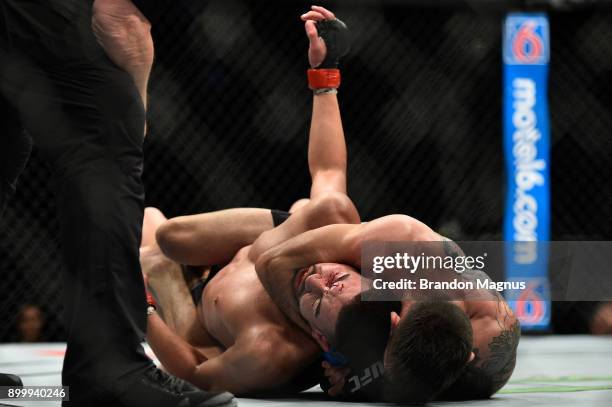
top-left (293, 263), bottom-right (363, 339)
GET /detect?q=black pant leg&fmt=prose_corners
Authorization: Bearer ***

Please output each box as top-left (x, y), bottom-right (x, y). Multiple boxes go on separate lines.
top-left (1, 1), bottom-right (152, 403)
top-left (0, 94), bottom-right (32, 219)
top-left (15, 57), bottom-right (150, 402)
top-left (0, 8), bottom-right (32, 219)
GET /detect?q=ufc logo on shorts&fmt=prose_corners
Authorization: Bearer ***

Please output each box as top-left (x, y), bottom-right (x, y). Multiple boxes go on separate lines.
top-left (348, 361), bottom-right (384, 393)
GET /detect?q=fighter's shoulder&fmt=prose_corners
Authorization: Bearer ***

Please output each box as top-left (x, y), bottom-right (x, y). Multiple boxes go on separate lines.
top-left (358, 214), bottom-right (434, 239)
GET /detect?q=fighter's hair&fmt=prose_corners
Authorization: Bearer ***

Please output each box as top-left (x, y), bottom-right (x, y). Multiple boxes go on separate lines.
top-left (383, 301), bottom-right (473, 404)
top-left (333, 290), bottom-right (399, 400)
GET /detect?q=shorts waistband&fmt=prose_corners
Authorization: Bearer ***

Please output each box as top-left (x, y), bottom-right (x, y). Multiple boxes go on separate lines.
top-left (190, 265), bottom-right (222, 306)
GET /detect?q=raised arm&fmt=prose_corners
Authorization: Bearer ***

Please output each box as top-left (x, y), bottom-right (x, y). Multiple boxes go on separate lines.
top-left (308, 91), bottom-right (346, 197)
top-left (304, 6), bottom-right (350, 198)
top-left (246, 7), bottom-right (356, 261)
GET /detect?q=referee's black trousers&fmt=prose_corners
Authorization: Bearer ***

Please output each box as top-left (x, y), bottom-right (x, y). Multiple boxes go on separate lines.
top-left (0, 1), bottom-right (152, 403)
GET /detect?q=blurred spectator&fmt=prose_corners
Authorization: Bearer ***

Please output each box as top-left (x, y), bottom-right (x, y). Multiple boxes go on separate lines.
top-left (16, 304), bottom-right (45, 343)
top-left (552, 301), bottom-right (612, 335)
top-left (590, 302), bottom-right (612, 335)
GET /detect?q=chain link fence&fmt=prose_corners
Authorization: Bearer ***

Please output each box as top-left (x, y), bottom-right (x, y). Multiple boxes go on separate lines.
top-left (1, 0), bottom-right (611, 342)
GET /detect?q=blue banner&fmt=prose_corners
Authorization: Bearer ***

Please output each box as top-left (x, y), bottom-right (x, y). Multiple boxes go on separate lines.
top-left (503, 13), bottom-right (551, 331)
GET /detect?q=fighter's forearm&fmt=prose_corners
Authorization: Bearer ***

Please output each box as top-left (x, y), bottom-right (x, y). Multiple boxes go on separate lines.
top-left (256, 215), bottom-right (433, 288)
top-left (255, 223), bottom-right (360, 332)
top-left (259, 223), bottom-right (360, 272)
top-left (308, 92), bottom-right (347, 197)
top-left (146, 312), bottom-right (206, 380)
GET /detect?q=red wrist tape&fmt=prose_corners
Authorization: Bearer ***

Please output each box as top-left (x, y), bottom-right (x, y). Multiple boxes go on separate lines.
top-left (143, 275), bottom-right (157, 308)
top-left (308, 69), bottom-right (341, 89)
top-left (146, 290), bottom-right (157, 308)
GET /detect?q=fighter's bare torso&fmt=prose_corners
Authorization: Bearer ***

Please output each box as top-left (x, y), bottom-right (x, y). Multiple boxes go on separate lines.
top-left (196, 245), bottom-right (320, 374)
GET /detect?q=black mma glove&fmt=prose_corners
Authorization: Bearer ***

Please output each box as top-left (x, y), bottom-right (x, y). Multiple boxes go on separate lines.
top-left (316, 18), bottom-right (351, 69)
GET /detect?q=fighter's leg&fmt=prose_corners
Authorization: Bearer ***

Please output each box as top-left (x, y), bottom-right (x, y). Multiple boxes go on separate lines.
top-left (249, 192), bottom-right (359, 262)
top-left (140, 207), bottom-right (208, 288)
top-left (156, 208), bottom-right (277, 266)
top-left (141, 246), bottom-right (222, 356)
top-left (142, 207), bottom-right (167, 248)
top-left (289, 198), bottom-right (310, 214)
top-left (139, 207), bottom-right (212, 343)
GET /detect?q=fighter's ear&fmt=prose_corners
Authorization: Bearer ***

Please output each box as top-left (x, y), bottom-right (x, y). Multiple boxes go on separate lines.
top-left (389, 311), bottom-right (401, 334)
top-left (311, 328), bottom-right (331, 352)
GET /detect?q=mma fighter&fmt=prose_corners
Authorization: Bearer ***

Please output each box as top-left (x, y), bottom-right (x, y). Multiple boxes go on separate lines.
top-left (139, 5), bottom-right (359, 397)
top-left (251, 7), bottom-right (521, 404)
top-left (142, 5), bottom-right (518, 404)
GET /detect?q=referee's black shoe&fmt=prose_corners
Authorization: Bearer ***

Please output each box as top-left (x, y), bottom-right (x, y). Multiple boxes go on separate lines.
top-left (0, 373), bottom-right (23, 387)
top-left (64, 366), bottom-right (236, 407)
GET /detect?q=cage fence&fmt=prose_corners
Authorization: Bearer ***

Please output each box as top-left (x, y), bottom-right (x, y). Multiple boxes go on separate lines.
top-left (1, 0), bottom-right (611, 341)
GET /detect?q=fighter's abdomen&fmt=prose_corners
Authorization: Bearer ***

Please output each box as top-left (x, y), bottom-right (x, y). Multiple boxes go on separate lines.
top-left (199, 249), bottom-right (294, 348)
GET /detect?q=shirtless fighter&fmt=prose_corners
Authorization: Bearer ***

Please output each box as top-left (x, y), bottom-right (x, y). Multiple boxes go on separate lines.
top-left (144, 6), bottom-right (519, 403)
top-left (252, 6), bottom-right (521, 404)
top-left (138, 6), bottom-right (358, 396)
